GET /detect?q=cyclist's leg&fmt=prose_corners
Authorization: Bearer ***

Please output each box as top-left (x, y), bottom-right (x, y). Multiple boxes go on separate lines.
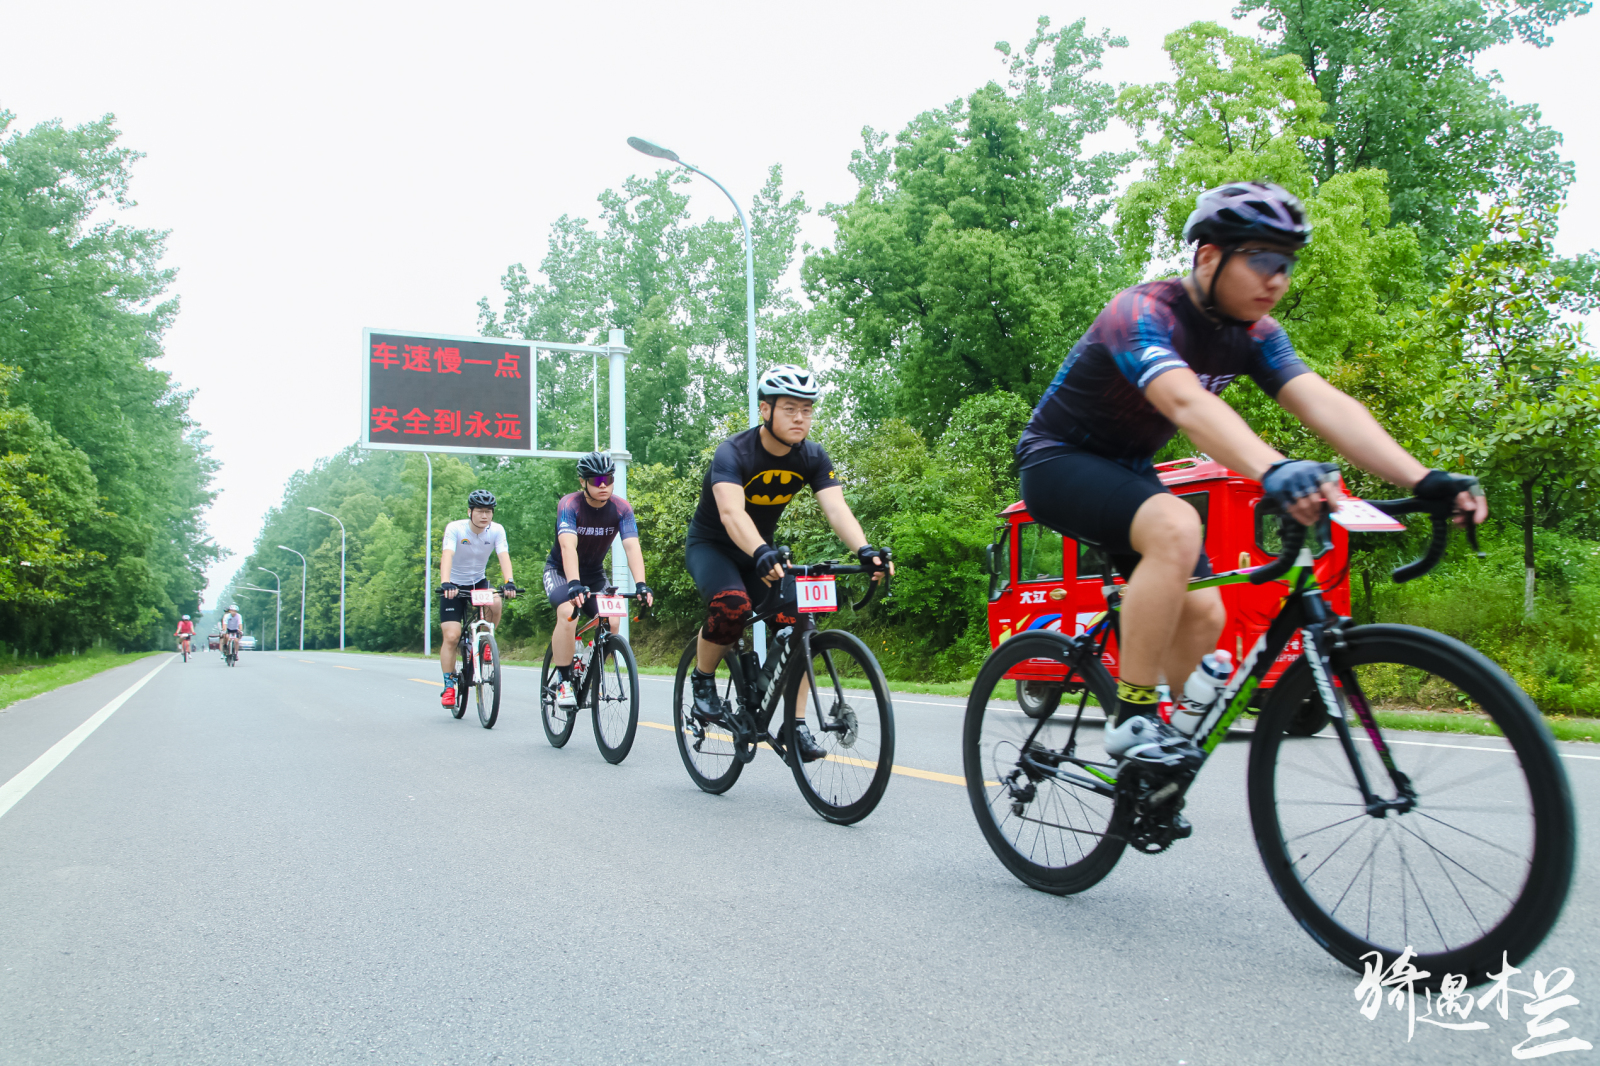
top-left (1162, 587), bottom-right (1226, 697)
top-left (543, 564), bottom-right (580, 667)
top-left (1122, 493), bottom-right (1210, 694)
top-left (686, 540), bottom-right (752, 674)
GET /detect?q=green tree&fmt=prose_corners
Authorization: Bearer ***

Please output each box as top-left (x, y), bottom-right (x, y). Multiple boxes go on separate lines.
top-left (805, 17), bottom-right (1135, 431)
top-left (1239, 0), bottom-right (1588, 267)
top-left (1412, 203), bottom-right (1600, 615)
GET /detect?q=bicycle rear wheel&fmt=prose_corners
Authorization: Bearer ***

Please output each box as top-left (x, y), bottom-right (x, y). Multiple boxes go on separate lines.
top-left (592, 634), bottom-right (639, 764)
top-left (964, 631), bottom-right (1127, 894)
top-left (785, 630), bottom-right (894, 825)
top-left (671, 638), bottom-right (746, 794)
top-left (539, 646), bottom-right (577, 747)
top-left (1249, 624), bottom-right (1576, 987)
top-left (476, 632), bottom-right (501, 729)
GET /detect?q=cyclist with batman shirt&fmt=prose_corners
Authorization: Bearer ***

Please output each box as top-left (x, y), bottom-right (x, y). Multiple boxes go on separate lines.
top-left (541, 450), bottom-right (653, 701)
top-left (1016, 182), bottom-right (1485, 779)
top-left (685, 364), bottom-right (892, 763)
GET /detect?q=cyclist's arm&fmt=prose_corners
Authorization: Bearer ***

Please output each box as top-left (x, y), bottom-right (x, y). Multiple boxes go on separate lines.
top-left (621, 536), bottom-right (647, 587)
top-left (496, 550), bottom-right (515, 595)
top-left (712, 482), bottom-right (782, 582)
top-left (557, 532), bottom-right (580, 581)
top-left (440, 548), bottom-right (456, 597)
top-left (815, 487), bottom-right (895, 577)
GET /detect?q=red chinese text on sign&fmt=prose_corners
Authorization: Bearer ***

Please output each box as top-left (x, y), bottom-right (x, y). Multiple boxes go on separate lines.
top-left (371, 343), bottom-right (400, 369)
top-left (464, 411), bottom-right (492, 438)
top-left (436, 347), bottom-right (461, 374)
top-left (493, 413), bottom-right (522, 440)
top-left (402, 407), bottom-right (430, 434)
top-left (495, 352), bottom-right (521, 378)
top-left (402, 345), bottom-right (433, 372)
top-left (371, 406), bottom-right (400, 433)
top-left (433, 409), bottom-right (461, 436)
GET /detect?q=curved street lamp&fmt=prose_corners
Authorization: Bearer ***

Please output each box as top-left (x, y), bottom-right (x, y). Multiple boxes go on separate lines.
top-left (278, 546), bottom-right (306, 651)
top-left (257, 567), bottom-right (281, 651)
top-left (307, 507), bottom-right (346, 650)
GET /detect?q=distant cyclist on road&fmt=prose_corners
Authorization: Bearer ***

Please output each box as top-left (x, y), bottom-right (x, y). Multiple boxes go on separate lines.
top-left (542, 451), bottom-right (653, 701)
top-left (685, 364), bottom-right (891, 762)
top-left (174, 615), bottom-right (195, 658)
top-left (439, 489), bottom-right (518, 708)
top-left (221, 604), bottom-right (243, 661)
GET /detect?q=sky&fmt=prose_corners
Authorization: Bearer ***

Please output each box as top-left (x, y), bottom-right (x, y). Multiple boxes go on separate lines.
top-left (3, 0), bottom-right (1596, 602)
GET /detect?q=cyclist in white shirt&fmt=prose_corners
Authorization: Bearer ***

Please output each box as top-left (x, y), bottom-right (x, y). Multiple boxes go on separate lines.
top-left (438, 489), bottom-right (518, 708)
top-left (222, 604), bottom-right (243, 660)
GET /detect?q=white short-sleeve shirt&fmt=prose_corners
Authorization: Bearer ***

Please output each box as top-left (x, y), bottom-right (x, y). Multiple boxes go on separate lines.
top-left (442, 519), bottom-right (509, 584)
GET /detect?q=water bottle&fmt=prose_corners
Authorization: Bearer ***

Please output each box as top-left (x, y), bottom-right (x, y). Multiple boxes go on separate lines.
top-left (1172, 650), bottom-right (1234, 736)
top-left (740, 650), bottom-right (765, 696)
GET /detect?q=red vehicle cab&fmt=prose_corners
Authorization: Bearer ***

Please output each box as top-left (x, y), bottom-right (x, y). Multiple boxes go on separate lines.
top-left (984, 457), bottom-right (1350, 710)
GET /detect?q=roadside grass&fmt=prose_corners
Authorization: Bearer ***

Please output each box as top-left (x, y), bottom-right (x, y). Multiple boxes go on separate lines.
top-left (0, 649), bottom-right (163, 711)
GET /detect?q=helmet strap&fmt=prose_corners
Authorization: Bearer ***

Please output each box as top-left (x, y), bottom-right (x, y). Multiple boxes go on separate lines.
top-left (760, 402), bottom-right (805, 454)
top-left (1196, 243), bottom-right (1253, 329)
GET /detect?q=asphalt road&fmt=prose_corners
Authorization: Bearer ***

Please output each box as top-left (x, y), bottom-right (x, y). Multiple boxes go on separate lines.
top-left (1, 648), bottom-right (1596, 1065)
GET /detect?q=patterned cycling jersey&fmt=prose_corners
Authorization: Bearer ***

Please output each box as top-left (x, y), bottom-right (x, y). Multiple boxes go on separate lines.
top-left (544, 492), bottom-right (638, 572)
top-left (1017, 279), bottom-right (1311, 468)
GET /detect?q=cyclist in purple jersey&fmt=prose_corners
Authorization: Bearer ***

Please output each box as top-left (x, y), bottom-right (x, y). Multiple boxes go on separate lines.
top-left (543, 451), bottom-right (652, 694)
top-left (1018, 182), bottom-right (1486, 780)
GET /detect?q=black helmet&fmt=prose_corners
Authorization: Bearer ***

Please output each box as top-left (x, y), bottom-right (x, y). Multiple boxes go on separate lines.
top-left (1183, 182), bottom-right (1311, 249)
top-left (576, 451), bottom-right (615, 480)
top-left (467, 489), bottom-right (496, 510)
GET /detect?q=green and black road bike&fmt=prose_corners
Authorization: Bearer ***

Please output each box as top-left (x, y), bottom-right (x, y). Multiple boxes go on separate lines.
top-left (539, 587), bottom-right (645, 765)
top-left (963, 494), bottom-right (1575, 987)
top-left (671, 549), bottom-right (896, 825)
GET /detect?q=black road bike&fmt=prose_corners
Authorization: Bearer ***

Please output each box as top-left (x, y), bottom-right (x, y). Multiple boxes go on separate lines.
top-left (963, 496), bottom-right (1576, 987)
top-left (440, 582), bottom-right (522, 729)
top-left (539, 588), bottom-right (645, 764)
top-left (671, 549), bottom-right (896, 825)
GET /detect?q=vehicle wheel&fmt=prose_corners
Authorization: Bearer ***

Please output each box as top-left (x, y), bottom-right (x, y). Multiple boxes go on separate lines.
top-left (1249, 624), bottom-right (1576, 987)
top-left (672, 637), bottom-right (746, 794)
top-left (452, 650), bottom-right (470, 720)
top-left (1016, 679), bottom-right (1063, 720)
top-left (592, 634), bottom-right (640, 764)
top-left (476, 632), bottom-right (501, 729)
top-left (540, 645), bottom-right (576, 747)
top-left (786, 630), bottom-right (895, 825)
top-left (964, 631), bottom-right (1128, 895)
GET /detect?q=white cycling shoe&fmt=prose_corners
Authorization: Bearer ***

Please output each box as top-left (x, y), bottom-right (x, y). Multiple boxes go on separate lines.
top-left (1105, 713), bottom-right (1204, 772)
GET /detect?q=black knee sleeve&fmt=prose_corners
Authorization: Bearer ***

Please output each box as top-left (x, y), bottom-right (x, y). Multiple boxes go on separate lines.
top-left (701, 590), bottom-right (752, 645)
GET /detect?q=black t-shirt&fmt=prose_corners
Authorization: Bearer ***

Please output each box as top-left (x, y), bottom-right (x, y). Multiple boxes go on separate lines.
top-left (688, 427), bottom-right (843, 551)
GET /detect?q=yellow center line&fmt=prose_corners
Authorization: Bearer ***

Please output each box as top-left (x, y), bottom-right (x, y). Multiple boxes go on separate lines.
top-left (330, 665), bottom-right (360, 671)
top-left (408, 678), bottom-right (443, 686)
top-left (298, 659), bottom-right (315, 664)
top-left (637, 720), bottom-right (971, 786)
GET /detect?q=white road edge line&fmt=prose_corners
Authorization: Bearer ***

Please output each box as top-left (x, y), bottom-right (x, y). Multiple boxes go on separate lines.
top-left (0, 654), bottom-right (175, 822)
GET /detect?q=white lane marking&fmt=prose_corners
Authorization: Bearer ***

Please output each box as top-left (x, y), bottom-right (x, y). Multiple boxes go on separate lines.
top-left (0, 655), bottom-right (174, 822)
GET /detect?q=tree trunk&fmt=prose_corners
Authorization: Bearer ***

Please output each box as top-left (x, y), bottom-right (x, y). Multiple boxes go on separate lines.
top-left (1523, 479), bottom-right (1537, 618)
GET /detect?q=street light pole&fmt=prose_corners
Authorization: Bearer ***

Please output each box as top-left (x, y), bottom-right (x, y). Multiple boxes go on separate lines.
top-left (257, 567), bottom-right (281, 651)
top-left (628, 136), bottom-right (766, 654)
top-left (278, 546), bottom-right (306, 651)
top-left (423, 452), bottom-right (433, 657)
top-left (240, 585), bottom-right (279, 652)
top-left (307, 507), bottom-right (346, 650)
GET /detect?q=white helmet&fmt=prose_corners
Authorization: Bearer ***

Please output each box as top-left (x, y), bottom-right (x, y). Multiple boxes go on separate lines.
top-left (757, 364), bottom-right (820, 403)
top-left (228, 603), bottom-right (239, 611)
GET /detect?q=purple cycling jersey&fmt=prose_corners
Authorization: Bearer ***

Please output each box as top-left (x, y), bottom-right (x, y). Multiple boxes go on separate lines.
top-left (545, 492), bottom-right (638, 572)
top-left (1017, 279), bottom-right (1311, 469)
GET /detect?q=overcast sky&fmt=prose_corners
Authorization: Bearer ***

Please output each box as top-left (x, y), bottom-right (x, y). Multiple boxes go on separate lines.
top-left (3, 0), bottom-right (1595, 601)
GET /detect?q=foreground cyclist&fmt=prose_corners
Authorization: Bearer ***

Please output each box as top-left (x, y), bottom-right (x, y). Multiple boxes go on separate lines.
top-left (686, 364), bottom-right (890, 762)
top-left (542, 451), bottom-right (653, 700)
top-left (1016, 182), bottom-right (1485, 775)
top-left (175, 614), bottom-right (195, 658)
top-left (221, 604), bottom-right (243, 661)
top-left (439, 489), bottom-right (518, 708)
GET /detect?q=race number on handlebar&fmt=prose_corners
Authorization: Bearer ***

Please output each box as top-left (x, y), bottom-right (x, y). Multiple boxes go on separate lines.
top-left (470, 588), bottom-right (496, 606)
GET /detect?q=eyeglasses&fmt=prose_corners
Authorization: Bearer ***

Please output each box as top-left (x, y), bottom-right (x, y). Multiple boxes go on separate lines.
top-left (1242, 249), bottom-right (1299, 279)
top-left (588, 474), bottom-right (613, 487)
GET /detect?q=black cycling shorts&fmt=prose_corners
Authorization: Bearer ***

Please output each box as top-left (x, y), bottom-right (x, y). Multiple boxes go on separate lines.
top-left (1020, 449), bottom-right (1212, 581)
top-left (685, 537), bottom-right (796, 618)
top-left (439, 577), bottom-right (491, 624)
top-left (542, 564), bottom-right (608, 620)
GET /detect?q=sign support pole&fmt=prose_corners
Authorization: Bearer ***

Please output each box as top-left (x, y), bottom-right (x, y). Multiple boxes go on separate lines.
top-left (606, 329), bottom-right (631, 641)
top-left (423, 452), bottom-right (433, 658)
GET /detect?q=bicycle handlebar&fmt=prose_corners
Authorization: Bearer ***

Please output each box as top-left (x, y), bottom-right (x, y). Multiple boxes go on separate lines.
top-left (1247, 496), bottom-right (1484, 587)
top-left (773, 546), bottom-right (894, 611)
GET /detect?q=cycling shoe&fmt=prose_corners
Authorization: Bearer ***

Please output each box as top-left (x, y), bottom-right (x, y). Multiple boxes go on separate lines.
top-left (791, 722), bottom-right (827, 764)
top-left (1105, 713), bottom-right (1203, 773)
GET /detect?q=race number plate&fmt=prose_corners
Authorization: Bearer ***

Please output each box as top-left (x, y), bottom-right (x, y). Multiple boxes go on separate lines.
top-left (1329, 498), bottom-right (1406, 532)
top-left (796, 576), bottom-right (838, 613)
top-left (594, 595), bottom-right (627, 618)
top-left (470, 587), bottom-right (496, 606)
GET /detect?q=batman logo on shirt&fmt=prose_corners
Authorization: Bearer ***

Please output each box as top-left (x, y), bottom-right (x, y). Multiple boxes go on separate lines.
top-left (745, 469), bottom-right (802, 506)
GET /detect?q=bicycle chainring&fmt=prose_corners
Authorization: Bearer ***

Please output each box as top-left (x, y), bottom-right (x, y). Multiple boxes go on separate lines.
top-left (1118, 767), bottom-right (1196, 855)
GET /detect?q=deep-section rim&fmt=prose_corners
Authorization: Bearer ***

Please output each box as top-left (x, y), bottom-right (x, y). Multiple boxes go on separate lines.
top-left (786, 629), bottom-right (896, 825)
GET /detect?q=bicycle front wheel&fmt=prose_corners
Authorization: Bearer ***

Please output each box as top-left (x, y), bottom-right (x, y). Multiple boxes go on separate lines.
top-left (785, 630), bottom-right (894, 825)
top-left (539, 646), bottom-right (576, 747)
top-left (671, 638), bottom-right (746, 794)
top-left (476, 633), bottom-right (501, 729)
top-left (964, 631), bottom-right (1126, 895)
top-left (592, 634), bottom-right (640, 764)
top-left (452, 651), bottom-right (470, 720)
top-left (1249, 624), bottom-right (1576, 986)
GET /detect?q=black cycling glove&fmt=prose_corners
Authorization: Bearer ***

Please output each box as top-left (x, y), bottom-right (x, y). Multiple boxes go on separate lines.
top-left (563, 579), bottom-right (589, 603)
top-left (439, 581), bottom-right (459, 595)
top-left (1261, 459), bottom-right (1340, 508)
top-left (751, 543), bottom-right (784, 576)
top-left (857, 545), bottom-right (888, 571)
top-left (1415, 469), bottom-right (1484, 501)
top-left (634, 583), bottom-right (653, 601)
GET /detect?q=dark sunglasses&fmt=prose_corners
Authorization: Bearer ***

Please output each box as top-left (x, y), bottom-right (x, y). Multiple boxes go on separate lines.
top-left (587, 474), bottom-right (613, 487)
top-left (1242, 249), bottom-right (1299, 279)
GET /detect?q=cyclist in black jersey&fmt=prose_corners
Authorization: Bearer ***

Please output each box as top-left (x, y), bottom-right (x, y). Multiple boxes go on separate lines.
top-left (1019, 182), bottom-right (1486, 775)
top-left (686, 364), bottom-right (892, 762)
top-left (542, 450), bottom-right (652, 697)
